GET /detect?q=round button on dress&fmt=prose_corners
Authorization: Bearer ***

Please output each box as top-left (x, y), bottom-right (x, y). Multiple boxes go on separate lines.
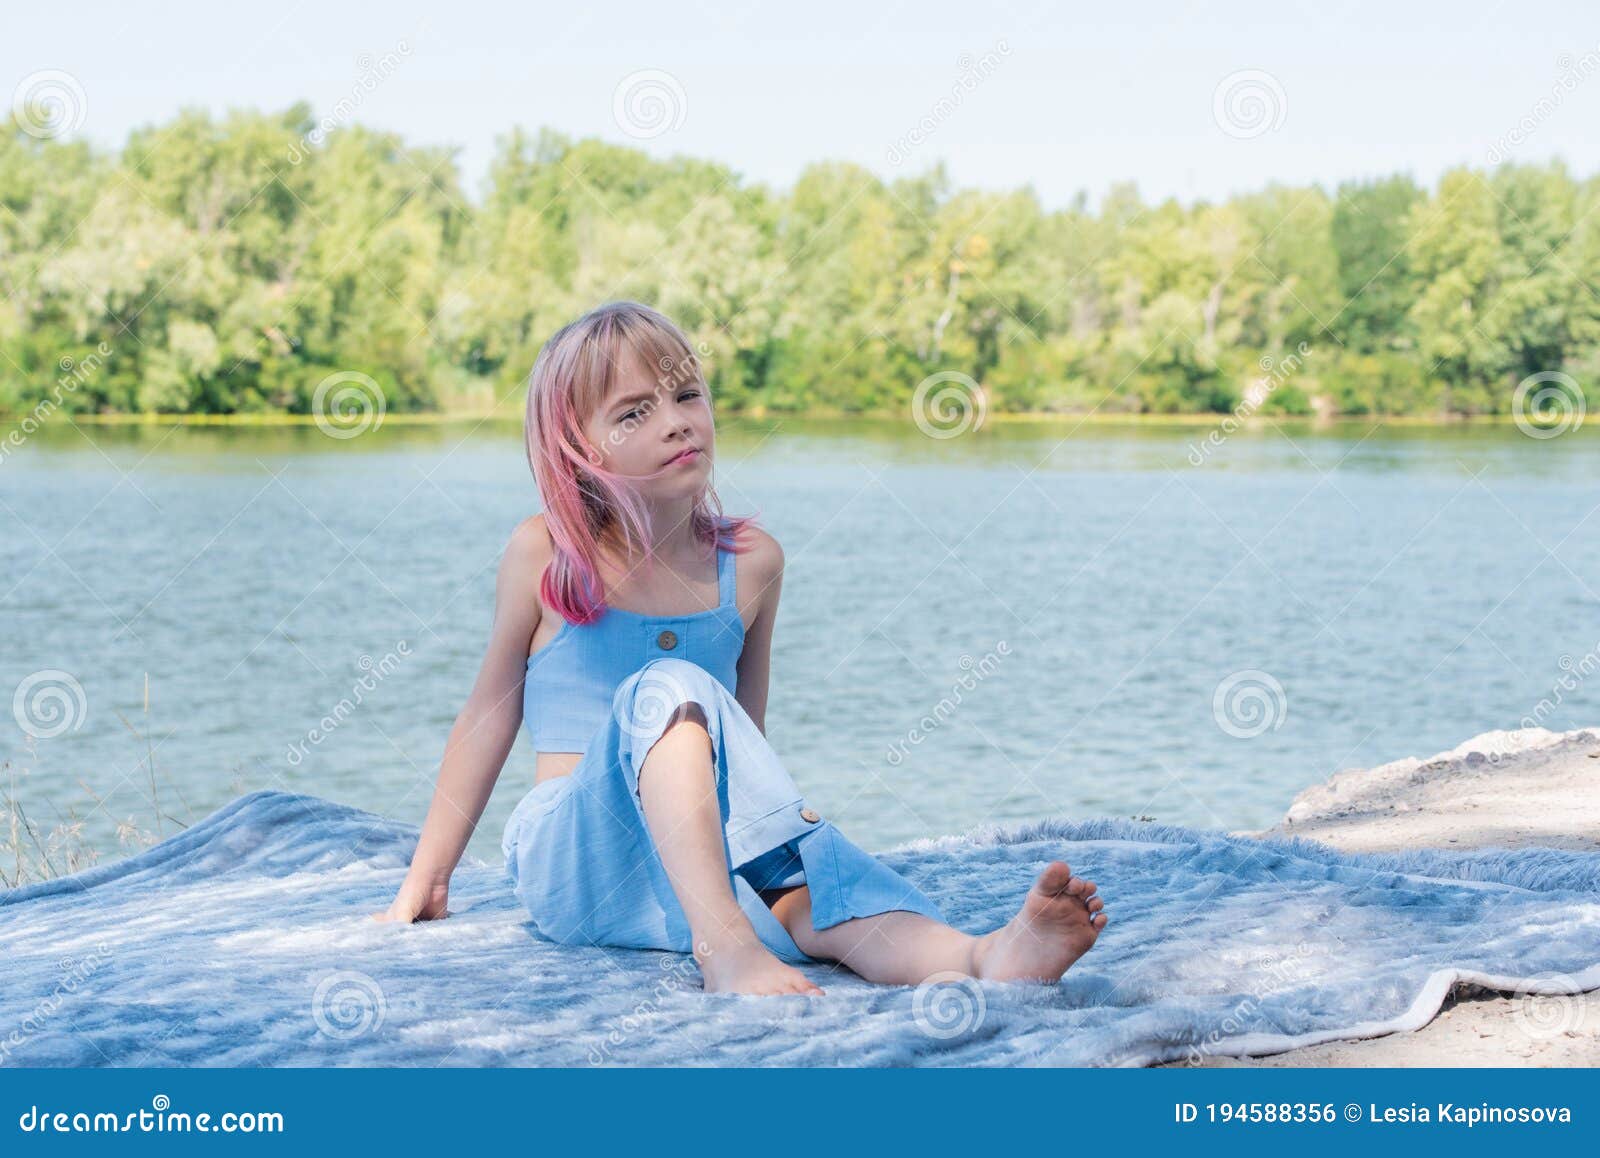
top-left (800, 807), bottom-right (821, 823)
top-left (656, 629), bottom-right (678, 650)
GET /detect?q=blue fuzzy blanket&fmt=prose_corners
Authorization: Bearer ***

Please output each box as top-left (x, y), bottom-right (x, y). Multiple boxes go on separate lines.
top-left (3, 790), bottom-right (1597, 1067)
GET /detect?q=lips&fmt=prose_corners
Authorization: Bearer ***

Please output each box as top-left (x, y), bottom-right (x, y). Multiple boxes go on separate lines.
top-left (665, 448), bottom-right (701, 467)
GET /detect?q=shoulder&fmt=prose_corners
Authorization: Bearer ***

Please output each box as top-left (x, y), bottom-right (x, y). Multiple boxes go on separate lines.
top-left (499, 514), bottom-right (557, 608)
top-left (731, 522), bottom-right (784, 595)
top-left (507, 513), bottom-right (557, 569)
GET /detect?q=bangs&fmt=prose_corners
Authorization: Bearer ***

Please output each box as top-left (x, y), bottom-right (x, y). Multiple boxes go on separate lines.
top-left (568, 305), bottom-right (705, 421)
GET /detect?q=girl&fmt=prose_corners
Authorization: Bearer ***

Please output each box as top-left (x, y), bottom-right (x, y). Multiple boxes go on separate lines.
top-left (377, 301), bottom-right (1108, 996)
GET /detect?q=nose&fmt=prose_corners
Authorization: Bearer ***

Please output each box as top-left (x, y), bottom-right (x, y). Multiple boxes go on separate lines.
top-left (668, 402), bottom-right (695, 437)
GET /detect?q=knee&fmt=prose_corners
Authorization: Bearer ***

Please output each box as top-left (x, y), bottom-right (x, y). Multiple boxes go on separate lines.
top-left (613, 658), bottom-right (724, 778)
top-left (612, 658), bottom-right (719, 733)
top-left (770, 886), bottom-right (826, 955)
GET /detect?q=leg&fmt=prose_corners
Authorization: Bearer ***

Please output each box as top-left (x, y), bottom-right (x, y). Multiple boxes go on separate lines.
top-left (636, 703), bottom-right (824, 997)
top-left (771, 861), bottom-right (1108, 986)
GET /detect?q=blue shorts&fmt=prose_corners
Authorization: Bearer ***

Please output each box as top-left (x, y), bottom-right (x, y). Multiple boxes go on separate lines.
top-left (501, 658), bottom-right (945, 964)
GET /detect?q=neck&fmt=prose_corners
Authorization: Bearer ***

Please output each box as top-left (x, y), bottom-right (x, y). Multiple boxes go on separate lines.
top-left (601, 496), bottom-right (709, 564)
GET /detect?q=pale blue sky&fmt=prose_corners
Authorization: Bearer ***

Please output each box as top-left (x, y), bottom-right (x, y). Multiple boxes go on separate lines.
top-left (7, 0), bottom-right (1598, 210)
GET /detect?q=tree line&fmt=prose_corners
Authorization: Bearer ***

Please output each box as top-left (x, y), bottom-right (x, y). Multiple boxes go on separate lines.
top-left (3, 104), bottom-right (1596, 419)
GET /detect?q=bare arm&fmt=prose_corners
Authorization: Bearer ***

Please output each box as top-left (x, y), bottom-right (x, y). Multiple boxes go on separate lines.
top-left (375, 517), bottom-right (549, 921)
top-left (734, 531), bottom-right (785, 735)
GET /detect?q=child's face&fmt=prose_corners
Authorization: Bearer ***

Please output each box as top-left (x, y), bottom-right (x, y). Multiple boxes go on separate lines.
top-left (584, 347), bottom-right (713, 497)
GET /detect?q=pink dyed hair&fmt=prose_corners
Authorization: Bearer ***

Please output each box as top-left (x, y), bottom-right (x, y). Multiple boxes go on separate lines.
top-left (524, 300), bottom-right (759, 625)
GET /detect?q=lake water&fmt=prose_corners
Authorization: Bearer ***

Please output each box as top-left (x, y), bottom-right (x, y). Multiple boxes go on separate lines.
top-left (3, 416), bottom-right (1598, 868)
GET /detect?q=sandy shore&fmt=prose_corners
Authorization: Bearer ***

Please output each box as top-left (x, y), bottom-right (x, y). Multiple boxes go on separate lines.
top-left (1162, 725), bottom-right (1600, 1067)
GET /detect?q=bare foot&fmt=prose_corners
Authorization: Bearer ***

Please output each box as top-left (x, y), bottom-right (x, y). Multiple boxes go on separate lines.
top-left (696, 934), bottom-right (825, 996)
top-left (972, 861), bottom-right (1107, 983)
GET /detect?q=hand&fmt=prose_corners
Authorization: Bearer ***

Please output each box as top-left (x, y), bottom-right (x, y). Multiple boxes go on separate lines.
top-left (373, 872), bottom-right (451, 923)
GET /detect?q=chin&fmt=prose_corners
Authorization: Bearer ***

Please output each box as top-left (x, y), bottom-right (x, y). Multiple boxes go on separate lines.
top-left (646, 469), bottom-right (707, 500)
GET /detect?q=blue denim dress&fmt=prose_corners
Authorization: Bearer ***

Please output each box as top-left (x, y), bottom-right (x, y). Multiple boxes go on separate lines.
top-left (501, 539), bottom-right (944, 964)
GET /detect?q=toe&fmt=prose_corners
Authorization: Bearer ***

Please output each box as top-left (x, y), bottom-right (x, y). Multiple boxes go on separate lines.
top-left (1088, 897), bottom-right (1104, 912)
top-left (1092, 912), bottom-right (1108, 928)
top-left (1038, 861), bottom-right (1073, 893)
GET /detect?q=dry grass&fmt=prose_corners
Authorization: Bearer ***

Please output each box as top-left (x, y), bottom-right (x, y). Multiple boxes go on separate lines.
top-left (3, 684), bottom-right (197, 889)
